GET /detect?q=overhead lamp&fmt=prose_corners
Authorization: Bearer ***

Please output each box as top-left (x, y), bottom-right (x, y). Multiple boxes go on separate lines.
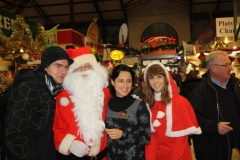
top-left (110, 50), bottom-right (124, 60)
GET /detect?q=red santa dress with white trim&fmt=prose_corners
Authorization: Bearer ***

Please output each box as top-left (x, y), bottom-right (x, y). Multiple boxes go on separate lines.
top-left (145, 62), bottom-right (201, 160)
top-left (53, 88), bottom-right (111, 159)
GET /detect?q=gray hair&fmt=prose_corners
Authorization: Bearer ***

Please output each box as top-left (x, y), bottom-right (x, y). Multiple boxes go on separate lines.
top-left (205, 50), bottom-right (228, 70)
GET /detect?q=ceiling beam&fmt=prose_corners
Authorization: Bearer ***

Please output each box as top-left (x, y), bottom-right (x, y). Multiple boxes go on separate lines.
top-left (23, 0), bottom-right (114, 8)
top-left (28, 0), bottom-right (53, 27)
top-left (189, 0), bottom-right (193, 40)
top-left (69, 0), bottom-right (75, 29)
top-left (120, 0), bottom-right (128, 22)
top-left (192, 0), bottom-right (232, 5)
top-left (91, 0), bottom-right (108, 43)
top-left (191, 10), bottom-right (233, 21)
top-left (14, 0), bottom-right (30, 15)
top-left (24, 9), bottom-right (123, 19)
top-left (0, 0), bottom-right (18, 11)
top-left (215, 0), bottom-right (221, 13)
top-left (45, 19), bottom-right (126, 30)
top-left (92, 0), bottom-right (104, 21)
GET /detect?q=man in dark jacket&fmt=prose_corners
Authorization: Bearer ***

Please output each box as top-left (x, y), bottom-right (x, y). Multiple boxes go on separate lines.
top-left (188, 50), bottom-right (240, 160)
top-left (3, 46), bottom-right (73, 160)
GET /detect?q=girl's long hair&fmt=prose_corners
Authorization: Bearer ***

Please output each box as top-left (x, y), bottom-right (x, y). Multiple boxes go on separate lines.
top-left (144, 64), bottom-right (171, 107)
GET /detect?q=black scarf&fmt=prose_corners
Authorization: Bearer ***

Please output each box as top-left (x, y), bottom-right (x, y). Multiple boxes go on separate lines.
top-left (36, 69), bottom-right (64, 96)
top-left (108, 92), bottom-right (135, 112)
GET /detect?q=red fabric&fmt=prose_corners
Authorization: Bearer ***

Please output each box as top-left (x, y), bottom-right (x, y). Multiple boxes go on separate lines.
top-left (66, 46), bottom-right (92, 59)
top-left (145, 101), bottom-right (193, 160)
top-left (145, 64), bottom-right (200, 160)
top-left (53, 88), bottom-right (111, 159)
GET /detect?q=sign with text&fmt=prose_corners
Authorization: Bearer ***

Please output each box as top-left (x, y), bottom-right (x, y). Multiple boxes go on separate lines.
top-left (216, 17), bottom-right (234, 37)
top-left (85, 20), bottom-right (99, 49)
top-left (0, 9), bottom-right (38, 38)
top-left (198, 20), bottom-right (216, 47)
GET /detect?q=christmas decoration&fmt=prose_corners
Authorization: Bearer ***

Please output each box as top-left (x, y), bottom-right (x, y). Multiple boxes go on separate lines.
top-left (0, 15), bottom-right (46, 60)
top-left (110, 50), bottom-right (124, 60)
top-left (22, 53), bottom-right (29, 60)
top-left (105, 44), bottom-right (177, 56)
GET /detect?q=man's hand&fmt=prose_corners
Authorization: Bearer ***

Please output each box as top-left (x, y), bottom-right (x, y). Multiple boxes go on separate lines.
top-left (105, 128), bottom-right (123, 139)
top-left (69, 140), bottom-right (90, 157)
top-left (218, 122), bottom-right (233, 135)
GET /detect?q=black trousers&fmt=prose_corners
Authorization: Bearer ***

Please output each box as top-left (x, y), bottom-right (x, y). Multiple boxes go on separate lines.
top-left (56, 148), bottom-right (106, 160)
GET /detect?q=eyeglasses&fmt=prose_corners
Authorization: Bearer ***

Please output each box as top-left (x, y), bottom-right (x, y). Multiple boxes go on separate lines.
top-left (73, 63), bottom-right (92, 72)
top-left (81, 64), bottom-right (92, 69)
top-left (213, 63), bottom-right (232, 68)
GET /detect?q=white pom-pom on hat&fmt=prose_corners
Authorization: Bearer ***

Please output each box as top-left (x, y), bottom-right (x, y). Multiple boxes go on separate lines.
top-left (60, 97), bottom-right (70, 106)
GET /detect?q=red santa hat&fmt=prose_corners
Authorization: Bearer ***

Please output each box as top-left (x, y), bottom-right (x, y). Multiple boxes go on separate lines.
top-left (66, 46), bottom-right (97, 69)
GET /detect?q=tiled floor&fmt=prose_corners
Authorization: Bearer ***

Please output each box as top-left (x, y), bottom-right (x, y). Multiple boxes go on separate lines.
top-left (190, 144), bottom-right (240, 160)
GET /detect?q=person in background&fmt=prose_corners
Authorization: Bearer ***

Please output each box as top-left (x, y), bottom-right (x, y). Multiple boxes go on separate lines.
top-left (105, 64), bottom-right (150, 160)
top-left (53, 46), bottom-right (111, 160)
top-left (188, 50), bottom-right (240, 160)
top-left (144, 61), bottom-right (201, 160)
top-left (172, 70), bottom-right (182, 88)
top-left (4, 46), bottom-right (73, 160)
top-left (179, 70), bottom-right (202, 99)
top-left (65, 45), bottom-right (75, 49)
top-left (133, 72), bottom-right (147, 99)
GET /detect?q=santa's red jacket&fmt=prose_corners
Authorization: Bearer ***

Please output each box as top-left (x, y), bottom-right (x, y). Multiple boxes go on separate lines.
top-left (53, 88), bottom-right (111, 158)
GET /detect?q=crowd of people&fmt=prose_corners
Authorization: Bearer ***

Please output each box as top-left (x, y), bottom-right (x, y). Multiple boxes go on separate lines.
top-left (0, 47), bottom-right (239, 160)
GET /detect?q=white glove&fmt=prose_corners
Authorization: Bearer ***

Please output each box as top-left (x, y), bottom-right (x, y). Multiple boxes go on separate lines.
top-left (69, 140), bottom-right (90, 157)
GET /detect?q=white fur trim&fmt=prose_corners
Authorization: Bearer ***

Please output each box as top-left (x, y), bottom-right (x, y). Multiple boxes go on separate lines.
top-left (190, 127), bottom-right (202, 135)
top-left (132, 94), bottom-right (140, 99)
top-left (70, 54), bottom-right (97, 70)
top-left (166, 126), bottom-right (202, 137)
top-left (58, 134), bottom-right (76, 155)
top-left (165, 102), bottom-right (173, 136)
top-left (144, 61), bottom-right (201, 137)
top-left (89, 143), bottom-right (100, 156)
top-left (153, 119), bottom-right (161, 127)
top-left (146, 103), bottom-right (155, 132)
top-left (165, 102), bottom-right (202, 137)
top-left (60, 97), bottom-right (70, 106)
top-left (156, 111), bottom-right (165, 118)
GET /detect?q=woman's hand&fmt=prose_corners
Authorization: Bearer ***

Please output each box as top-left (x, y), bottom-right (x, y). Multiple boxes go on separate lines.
top-left (105, 128), bottom-right (123, 139)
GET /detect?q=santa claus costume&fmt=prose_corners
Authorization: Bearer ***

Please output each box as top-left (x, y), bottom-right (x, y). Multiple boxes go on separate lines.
top-left (53, 47), bottom-right (111, 160)
top-left (144, 62), bottom-right (202, 160)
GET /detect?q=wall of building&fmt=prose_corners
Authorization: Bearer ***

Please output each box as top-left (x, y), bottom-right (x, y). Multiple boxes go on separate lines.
top-left (127, 0), bottom-right (191, 49)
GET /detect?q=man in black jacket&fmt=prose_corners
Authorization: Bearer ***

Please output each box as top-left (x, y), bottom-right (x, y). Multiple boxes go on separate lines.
top-left (3, 46), bottom-right (73, 160)
top-left (188, 50), bottom-right (240, 160)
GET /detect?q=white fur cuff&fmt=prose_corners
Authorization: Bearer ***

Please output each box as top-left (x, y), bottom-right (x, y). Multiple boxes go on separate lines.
top-left (58, 134), bottom-right (76, 155)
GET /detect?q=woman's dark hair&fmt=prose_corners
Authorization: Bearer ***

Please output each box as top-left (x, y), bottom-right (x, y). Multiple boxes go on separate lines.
top-left (108, 64), bottom-right (135, 96)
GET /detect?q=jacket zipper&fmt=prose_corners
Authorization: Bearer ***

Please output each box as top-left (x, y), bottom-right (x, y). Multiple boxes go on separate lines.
top-left (207, 80), bottom-right (231, 160)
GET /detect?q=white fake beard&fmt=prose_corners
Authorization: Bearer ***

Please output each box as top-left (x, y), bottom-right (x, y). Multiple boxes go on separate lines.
top-left (63, 67), bottom-right (108, 146)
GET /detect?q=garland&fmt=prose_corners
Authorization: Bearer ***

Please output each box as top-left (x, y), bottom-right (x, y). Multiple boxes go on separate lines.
top-left (105, 44), bottom-right (178, 56)
top-left (0, 15), bottom-right (46, 60)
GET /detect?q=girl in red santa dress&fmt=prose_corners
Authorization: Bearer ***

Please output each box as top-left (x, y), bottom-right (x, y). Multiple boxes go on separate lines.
top-left (144, 62), bottom-right (202, 160)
